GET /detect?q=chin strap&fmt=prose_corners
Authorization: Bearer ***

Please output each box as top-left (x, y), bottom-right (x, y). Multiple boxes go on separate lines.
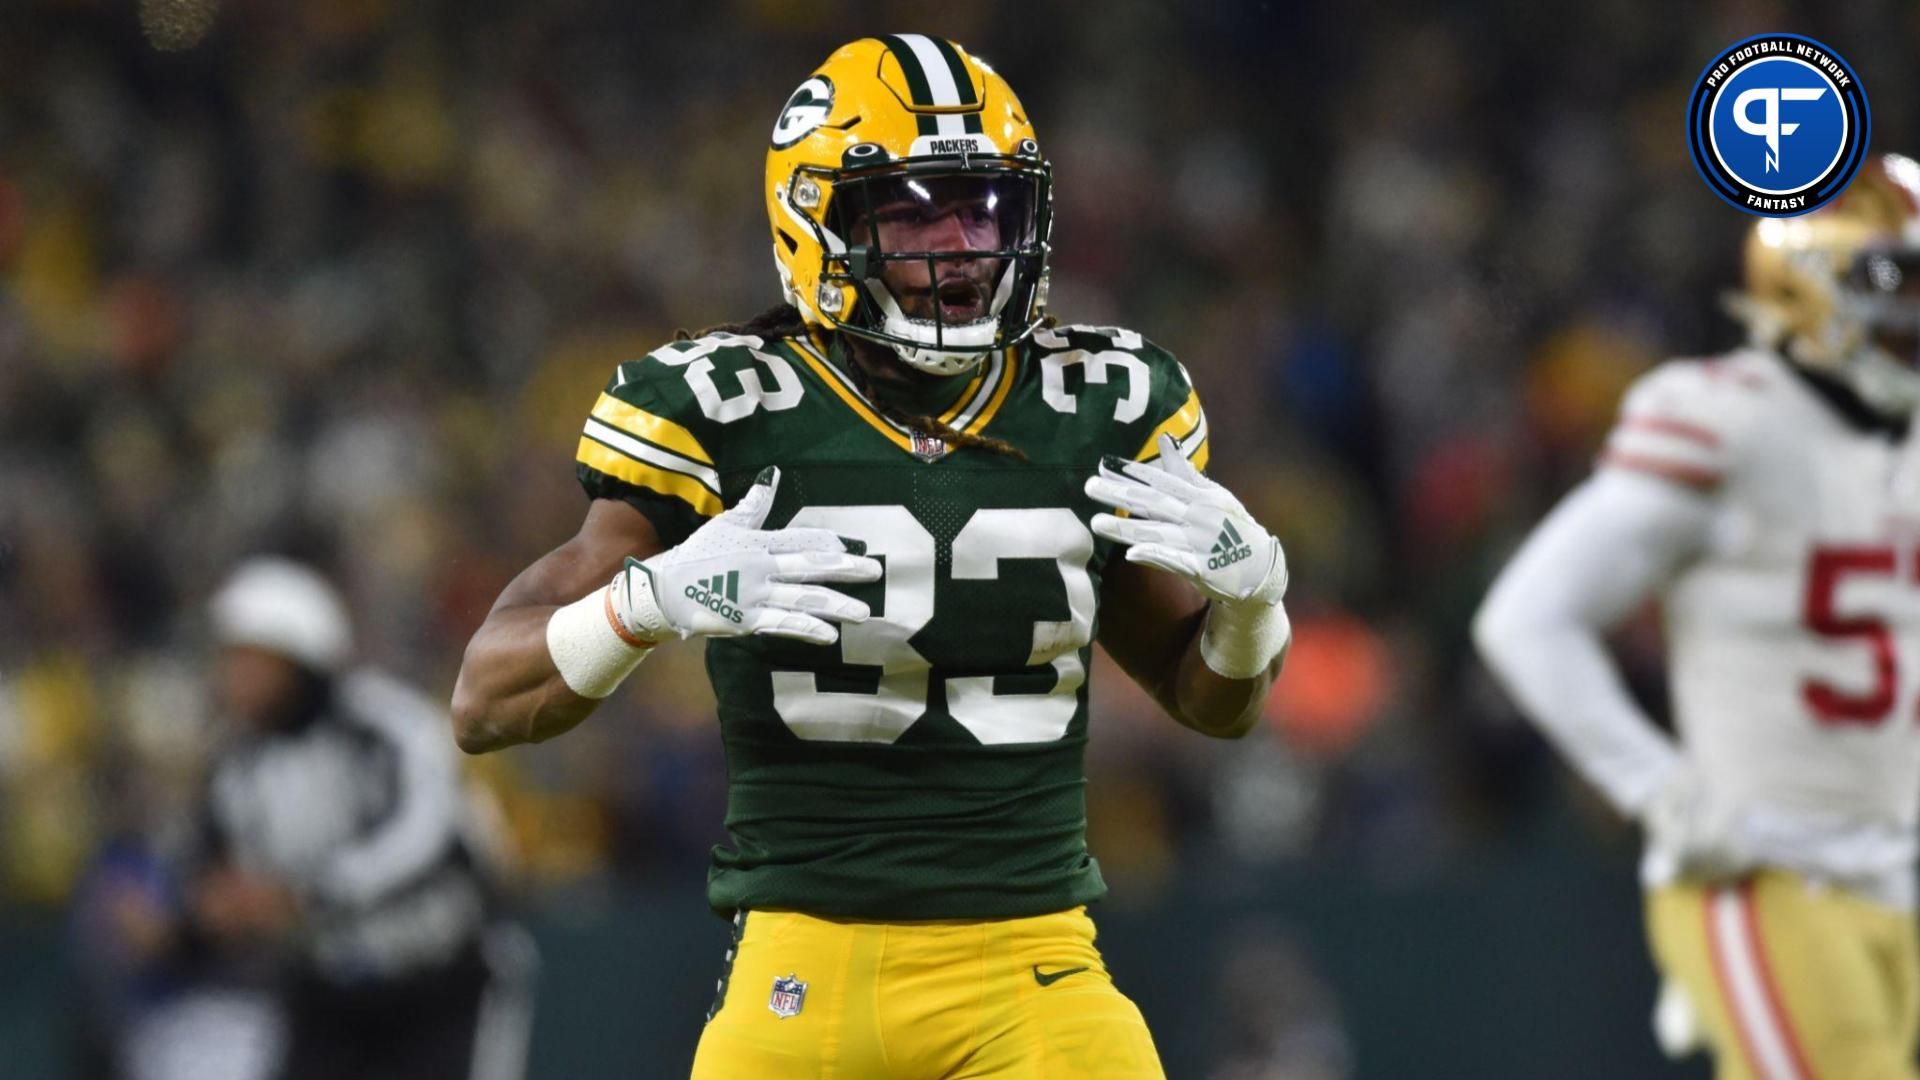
top-left (892, 342), bottom-right (991, 376)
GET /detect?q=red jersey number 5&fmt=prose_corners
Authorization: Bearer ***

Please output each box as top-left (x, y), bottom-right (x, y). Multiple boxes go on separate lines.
top-left (1802, 545), bottom-right (1900, 726)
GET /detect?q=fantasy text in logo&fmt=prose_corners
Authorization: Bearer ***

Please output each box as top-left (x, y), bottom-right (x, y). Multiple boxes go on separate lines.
top-left (1687, 35), bottom-right (1869, 217)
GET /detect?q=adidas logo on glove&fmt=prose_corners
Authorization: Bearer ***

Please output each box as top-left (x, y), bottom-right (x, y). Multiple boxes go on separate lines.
top-left (685, 571), bottom-right (746, 624)
top-left (1208, 521), bottom-right (1254, 571)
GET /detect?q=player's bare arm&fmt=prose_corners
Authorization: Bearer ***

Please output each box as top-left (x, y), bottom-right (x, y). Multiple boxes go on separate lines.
top-left (1097, 549), bottom-right (1278, 738)
top-left (451, 498), bottom-right (666, 753)
top-left (453, 473), bottom-right (880, 754)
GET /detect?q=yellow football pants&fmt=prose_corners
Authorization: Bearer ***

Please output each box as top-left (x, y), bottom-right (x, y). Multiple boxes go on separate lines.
top-left (689, 905), bottom-right (1164, 1079)
top-left (1647, 870), bottom-right (1920, 1080)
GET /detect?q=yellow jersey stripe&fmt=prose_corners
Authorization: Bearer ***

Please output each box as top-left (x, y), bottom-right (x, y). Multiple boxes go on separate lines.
top-left (943, 350), bottom-right (1005, 431)
top-left (937, 367), bottom-right (988, 425)
top-left (961, 349), bottom-right (1016, 436)
top-left (583, 418), bottom-right (722, 491)
top-left (576, 437), bottom-right (723, 517)
top-left (1133, 387), bottom-right (1204, 461)
top-left (788, 341), bottom-right (916, 452)
top-left (590, 393), bottom-right (713, 465)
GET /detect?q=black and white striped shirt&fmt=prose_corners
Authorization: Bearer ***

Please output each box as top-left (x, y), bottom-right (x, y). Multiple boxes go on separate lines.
top-left (203, 668), bottom-right (496, 985)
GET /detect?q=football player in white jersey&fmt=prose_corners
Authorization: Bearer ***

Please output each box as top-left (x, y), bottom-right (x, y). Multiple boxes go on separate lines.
top-left (1475, 154), bottom-right (1920, 1080)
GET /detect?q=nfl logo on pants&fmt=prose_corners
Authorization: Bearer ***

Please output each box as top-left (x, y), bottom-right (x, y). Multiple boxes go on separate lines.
top-left (769, 973), bottom-right (808, 1018)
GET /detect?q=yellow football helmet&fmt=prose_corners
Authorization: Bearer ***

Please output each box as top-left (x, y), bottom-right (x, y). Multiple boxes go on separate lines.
top-left (1736, 153), bottom-right (1920, 414)
top-left (765, 35), bottom-right (1052, 376)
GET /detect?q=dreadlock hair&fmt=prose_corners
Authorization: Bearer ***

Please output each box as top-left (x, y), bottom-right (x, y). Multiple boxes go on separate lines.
top-left (682, 303), bottom-right (809, 343)
top-left (680, 303), bottom-right (1029, 461)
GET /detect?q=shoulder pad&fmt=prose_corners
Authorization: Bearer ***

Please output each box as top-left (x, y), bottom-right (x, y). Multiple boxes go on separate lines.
top-left (576, 335), bottom-right (762, 525)
top-left (1600, 356), bottom-right (1771, 491)
top-left (1030, 325), bottom-right (1208, 469)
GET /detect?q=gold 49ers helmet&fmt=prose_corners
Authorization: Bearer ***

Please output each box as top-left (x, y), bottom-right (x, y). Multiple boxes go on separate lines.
top-left (1736, 153), bottom-right (1920, 415)
top-left (765, 35), bottom-right (1052, 376)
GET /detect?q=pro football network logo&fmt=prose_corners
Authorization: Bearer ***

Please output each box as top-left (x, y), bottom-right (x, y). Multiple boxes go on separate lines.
top-left (1687, 34), bottom-right (1869, 216)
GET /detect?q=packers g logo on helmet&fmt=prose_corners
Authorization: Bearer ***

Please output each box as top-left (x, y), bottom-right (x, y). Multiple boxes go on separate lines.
top-left (765, 35), bottom-right (1053, 377)
top-left (772, 77), bottom-right (834, 150)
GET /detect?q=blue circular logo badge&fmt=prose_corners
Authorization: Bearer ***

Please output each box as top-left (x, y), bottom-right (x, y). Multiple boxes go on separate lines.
top-left (1687, 34), bottom-right (1869, 216)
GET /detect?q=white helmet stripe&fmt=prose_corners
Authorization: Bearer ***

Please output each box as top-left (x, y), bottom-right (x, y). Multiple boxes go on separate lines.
top-left (898, 34), bottom-right (963, 106)
top-left (896, 34), bottom-right (968, 136)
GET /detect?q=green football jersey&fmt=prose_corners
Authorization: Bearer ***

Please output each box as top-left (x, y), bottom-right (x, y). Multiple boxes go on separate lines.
top-left (573, 324), bottom-right (1209, 920)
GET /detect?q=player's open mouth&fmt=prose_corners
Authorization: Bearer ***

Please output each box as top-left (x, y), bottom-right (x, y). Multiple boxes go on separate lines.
top-left (932, 279), bottom-right (988, 322)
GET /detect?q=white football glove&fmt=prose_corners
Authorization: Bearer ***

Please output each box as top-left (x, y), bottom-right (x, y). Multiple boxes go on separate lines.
top-left (610, 467), bottom-right (880, 646)
top-left (1084, 434), bottom-right (1287, 606)
top-left (1639, 762), bottom-right (1754, 881)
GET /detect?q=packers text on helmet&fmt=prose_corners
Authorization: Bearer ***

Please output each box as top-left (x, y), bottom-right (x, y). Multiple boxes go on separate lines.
top-left (765, 35), bottom-right (1052, 377)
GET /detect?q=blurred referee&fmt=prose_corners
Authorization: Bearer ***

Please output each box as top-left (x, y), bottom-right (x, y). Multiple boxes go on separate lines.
top-left (187, 557), bottom-right (535, 1080)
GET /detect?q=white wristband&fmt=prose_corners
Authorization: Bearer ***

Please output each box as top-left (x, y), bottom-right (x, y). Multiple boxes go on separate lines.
top-left (1198, 536), bottom-right (1291, 679)
top-left (1199, 597), bottom-right (1292, 680)
top-left (545, 584), bottom-right (652, 699)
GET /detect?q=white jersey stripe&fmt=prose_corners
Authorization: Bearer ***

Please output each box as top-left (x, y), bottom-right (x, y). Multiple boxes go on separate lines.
top-left (1604, 429), bottom-right (1722, 471)
top-left (1707, 887), bottom-right (1809, 1080)
top-left (949, 351), bottom-right (1005, 431)
top-left (1177, 410), bottom-right (1209, 460)
top-left (583, 418), bottom-right (723, 493)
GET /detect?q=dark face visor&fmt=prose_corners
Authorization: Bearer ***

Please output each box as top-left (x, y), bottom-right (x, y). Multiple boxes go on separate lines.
top-left (819, 168), bottom-right (1050, 353)
top-left (1847, 249), bottom-right (1920, 365)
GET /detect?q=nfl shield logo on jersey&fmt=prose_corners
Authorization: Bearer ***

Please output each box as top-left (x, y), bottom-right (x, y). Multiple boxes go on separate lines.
top-left (768, 973), bottom-right (808, 1018)
top-left (910, 430), bottom-right (948, 462)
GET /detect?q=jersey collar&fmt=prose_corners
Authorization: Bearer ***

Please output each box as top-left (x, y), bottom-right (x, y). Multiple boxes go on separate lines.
top-left (787, 331), bottom-right (1018, 456)
top-left (1785, 361), bottom-right (1911, 440)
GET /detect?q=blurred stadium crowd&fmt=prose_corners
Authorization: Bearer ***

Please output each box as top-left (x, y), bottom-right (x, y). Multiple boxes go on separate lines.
top-left (4, 0), bottom-right (1920, 1069)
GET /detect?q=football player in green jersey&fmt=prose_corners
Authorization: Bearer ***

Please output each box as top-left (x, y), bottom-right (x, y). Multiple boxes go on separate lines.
top-left (451, 34), bottom-right (1292, 1078)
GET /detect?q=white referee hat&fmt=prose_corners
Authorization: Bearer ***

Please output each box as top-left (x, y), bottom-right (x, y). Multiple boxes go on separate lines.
top-left (208, 556), bottom-right (353, 673)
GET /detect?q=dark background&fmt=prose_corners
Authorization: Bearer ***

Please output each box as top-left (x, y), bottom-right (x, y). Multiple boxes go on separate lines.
top-left (4, 0), bottom-right (1914, 1075)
